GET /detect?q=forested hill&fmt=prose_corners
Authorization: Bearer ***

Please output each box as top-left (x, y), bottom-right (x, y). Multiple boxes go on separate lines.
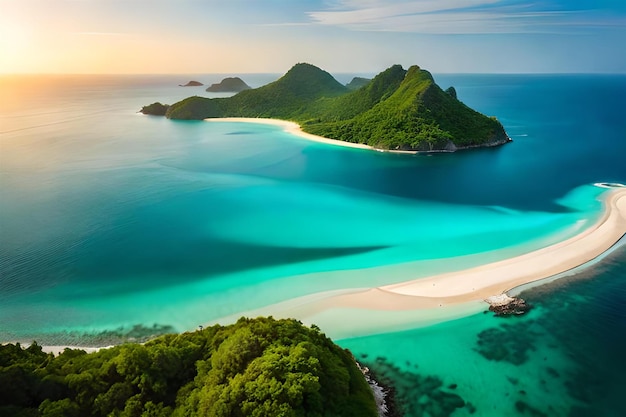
top-left (144, 63), bottom-right (509, 152)
top-left (0, 317), bottom-right (377, 417)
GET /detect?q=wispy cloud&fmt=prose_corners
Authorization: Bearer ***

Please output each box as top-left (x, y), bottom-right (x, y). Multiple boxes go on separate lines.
top-left (307, 0), bottom-right (626, 34)
top-left (72, 32), bottom-right (131, 36)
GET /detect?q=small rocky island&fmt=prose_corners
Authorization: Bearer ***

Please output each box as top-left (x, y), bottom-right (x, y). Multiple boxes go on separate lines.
top-left (485, 294), bottom-right (531, 316)
top-left (206, 77), bottom-right (251, 92)
top-left (179, 80), bottom-right (203, 87)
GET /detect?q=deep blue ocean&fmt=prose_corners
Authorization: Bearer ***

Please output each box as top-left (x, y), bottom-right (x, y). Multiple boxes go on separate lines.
top-left (1, 72), bottom-right (625, 416)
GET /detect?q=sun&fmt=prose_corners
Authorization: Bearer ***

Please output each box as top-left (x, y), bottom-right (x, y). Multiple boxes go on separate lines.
top-left (0, 18), bottom-right (33, 73)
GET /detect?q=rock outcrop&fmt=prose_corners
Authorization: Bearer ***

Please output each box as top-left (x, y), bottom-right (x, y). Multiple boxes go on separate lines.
top-left (485, 294), bottom-right (531, 316)
top-left (180, 81), bottom-right (203, 87)
top-left (139, 102), bottom-right (170, 116)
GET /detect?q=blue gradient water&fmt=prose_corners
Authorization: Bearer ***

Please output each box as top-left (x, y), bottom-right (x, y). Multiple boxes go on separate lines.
top-left (1, 73), bottom-right (625, 416)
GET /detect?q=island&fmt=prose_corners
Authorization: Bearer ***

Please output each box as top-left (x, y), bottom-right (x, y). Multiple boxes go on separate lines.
top-left (142, 63), bottom-right (510, 152)
top-left (179, 80), bottom-right (203, 87)
top-left (206, 77), bottom-right (251, 93)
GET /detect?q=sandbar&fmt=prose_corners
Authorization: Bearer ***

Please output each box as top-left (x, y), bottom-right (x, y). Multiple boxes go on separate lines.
top-left (40, 345), bottom-right (111, 355)
top-left (382, 186), bottom-right (626, 300)
top-left (208, 187), bottom-right (626, 337)
top-left (203, 118), bottom-right (626, 327)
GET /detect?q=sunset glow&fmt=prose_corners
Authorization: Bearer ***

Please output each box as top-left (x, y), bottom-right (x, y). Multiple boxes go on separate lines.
top-left (1, 0), bottom-right (625, 74)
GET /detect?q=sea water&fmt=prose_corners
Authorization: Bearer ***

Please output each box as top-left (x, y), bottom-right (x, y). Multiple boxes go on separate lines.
top-left (1, 72), bottom-right (625, 416)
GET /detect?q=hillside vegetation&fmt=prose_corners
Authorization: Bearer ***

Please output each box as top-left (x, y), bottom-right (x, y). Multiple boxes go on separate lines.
top-left (206, 77), bottom-right (251, 93)
top-left (145, 63), bottom-right (509, 151)
top-left (0, 317), bottom-right (377, 417)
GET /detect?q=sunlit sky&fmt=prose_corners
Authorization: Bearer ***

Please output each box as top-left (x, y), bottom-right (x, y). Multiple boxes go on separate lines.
top-left (1, 0), bottom-right (625, 74)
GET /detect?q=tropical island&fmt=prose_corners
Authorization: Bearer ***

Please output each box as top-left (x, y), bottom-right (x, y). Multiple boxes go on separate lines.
top-left (206, 77), bottom-right (252, 93)
top-left (141, 63), bottom-right (510, 152)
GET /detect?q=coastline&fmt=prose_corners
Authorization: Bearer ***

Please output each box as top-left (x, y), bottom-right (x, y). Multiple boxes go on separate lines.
top-left (382, 186), bottom-right (626, 299)
top-left (33, 187), bottom-right (626, 349)
top-left (40, 345), bottom-right (111, 355)
top-left (205, 117), bottom-right (511, 154)
top-left (204, 117), bottom-right (420, 154)
top-left (205, 186), bottom-right (626, 338)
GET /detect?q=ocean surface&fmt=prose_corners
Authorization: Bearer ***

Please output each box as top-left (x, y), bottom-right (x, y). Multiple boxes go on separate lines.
top-left (1, 72), bottom-right (625, 416)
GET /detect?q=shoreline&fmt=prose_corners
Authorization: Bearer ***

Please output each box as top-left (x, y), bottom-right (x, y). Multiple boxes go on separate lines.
top-left (205, 117), bottom-right (420, 154)
top-left (32, 187), bottom-right (626, 349)
top-left (202, 186), bottom-right (626, 338)
top-left (205, 117), bottom-right (511, 154)
top-left (382, 186), bottom-right (626, 299)
top-left (40, 345), bottom-right (111, 355)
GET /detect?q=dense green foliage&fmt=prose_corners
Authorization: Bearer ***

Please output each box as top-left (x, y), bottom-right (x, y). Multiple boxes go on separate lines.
top-left (157, 62), bottom-right (508, 151)
top-left (140, 102), bottom-right (170, 116)
top-left (206, 77), bottom-right (251, 93)
top-left (345, 77), bottom-right (371, 91)
top-left (444, 86), bottom-right (457, 100)
top-left (166, 63), bottom-right (347, 121)
top-left (0, 318), bottom-right (377, 417)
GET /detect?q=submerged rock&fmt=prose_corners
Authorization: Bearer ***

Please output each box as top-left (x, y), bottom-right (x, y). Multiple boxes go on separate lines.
top-left (357, 362), bottom-right (388, 417)
top-left (358, 355), bottom-right (466, 417)
top-left (475, 322), bottom-right (540, 365)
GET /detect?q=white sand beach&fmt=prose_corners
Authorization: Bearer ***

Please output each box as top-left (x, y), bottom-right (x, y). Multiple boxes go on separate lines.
top-left (205, 117), bottom-right (419, 154)
top-left (382, 187), bottom-right (626, 300)
top-left (40, 345), bottom-right (111, 355)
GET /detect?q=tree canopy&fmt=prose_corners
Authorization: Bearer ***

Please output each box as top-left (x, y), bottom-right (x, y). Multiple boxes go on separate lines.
top-left (0, 317), bottom-right (377, 417)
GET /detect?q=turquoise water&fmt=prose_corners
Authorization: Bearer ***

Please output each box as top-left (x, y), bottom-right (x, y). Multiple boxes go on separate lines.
top-left (340, 243), bottom-right (626, 416)
top-left (1, 73), bottom-right (625, 416)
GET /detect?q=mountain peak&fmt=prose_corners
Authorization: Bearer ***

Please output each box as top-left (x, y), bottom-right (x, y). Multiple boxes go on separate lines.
top-left (276, 63), bottom-right (347, 98)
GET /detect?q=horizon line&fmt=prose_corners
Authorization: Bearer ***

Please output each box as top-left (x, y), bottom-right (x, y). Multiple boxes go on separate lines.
top-left (2, 69), bottom-right (625, 77)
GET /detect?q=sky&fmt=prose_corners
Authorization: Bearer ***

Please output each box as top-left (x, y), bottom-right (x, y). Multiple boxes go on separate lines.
top-left (1, 0), bottom-right (625, 74)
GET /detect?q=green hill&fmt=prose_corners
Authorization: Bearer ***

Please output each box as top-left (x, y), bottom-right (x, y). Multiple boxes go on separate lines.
top-left (157, 63), bottom-right (509, 151)
top-left (306, 65), bottom-right (508, 151)
top-left (345, 77), bottom-right (371, 90)
top-left (205, 77), bottom-right (251, 93)
top-left (0, 317), bottom-right (377, 417)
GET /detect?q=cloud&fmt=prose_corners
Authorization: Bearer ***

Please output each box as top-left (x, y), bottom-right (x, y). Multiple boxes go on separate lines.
top-left (307, 0), bottom-right (626, 34)
top-left (72, 32), bottom-right (131, 36)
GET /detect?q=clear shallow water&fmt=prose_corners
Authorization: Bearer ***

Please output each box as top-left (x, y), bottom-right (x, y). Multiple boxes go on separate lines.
top-left (1, 73), bottom-right (625, 416)
top-left (340, 243), bottom-right (626, 417)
